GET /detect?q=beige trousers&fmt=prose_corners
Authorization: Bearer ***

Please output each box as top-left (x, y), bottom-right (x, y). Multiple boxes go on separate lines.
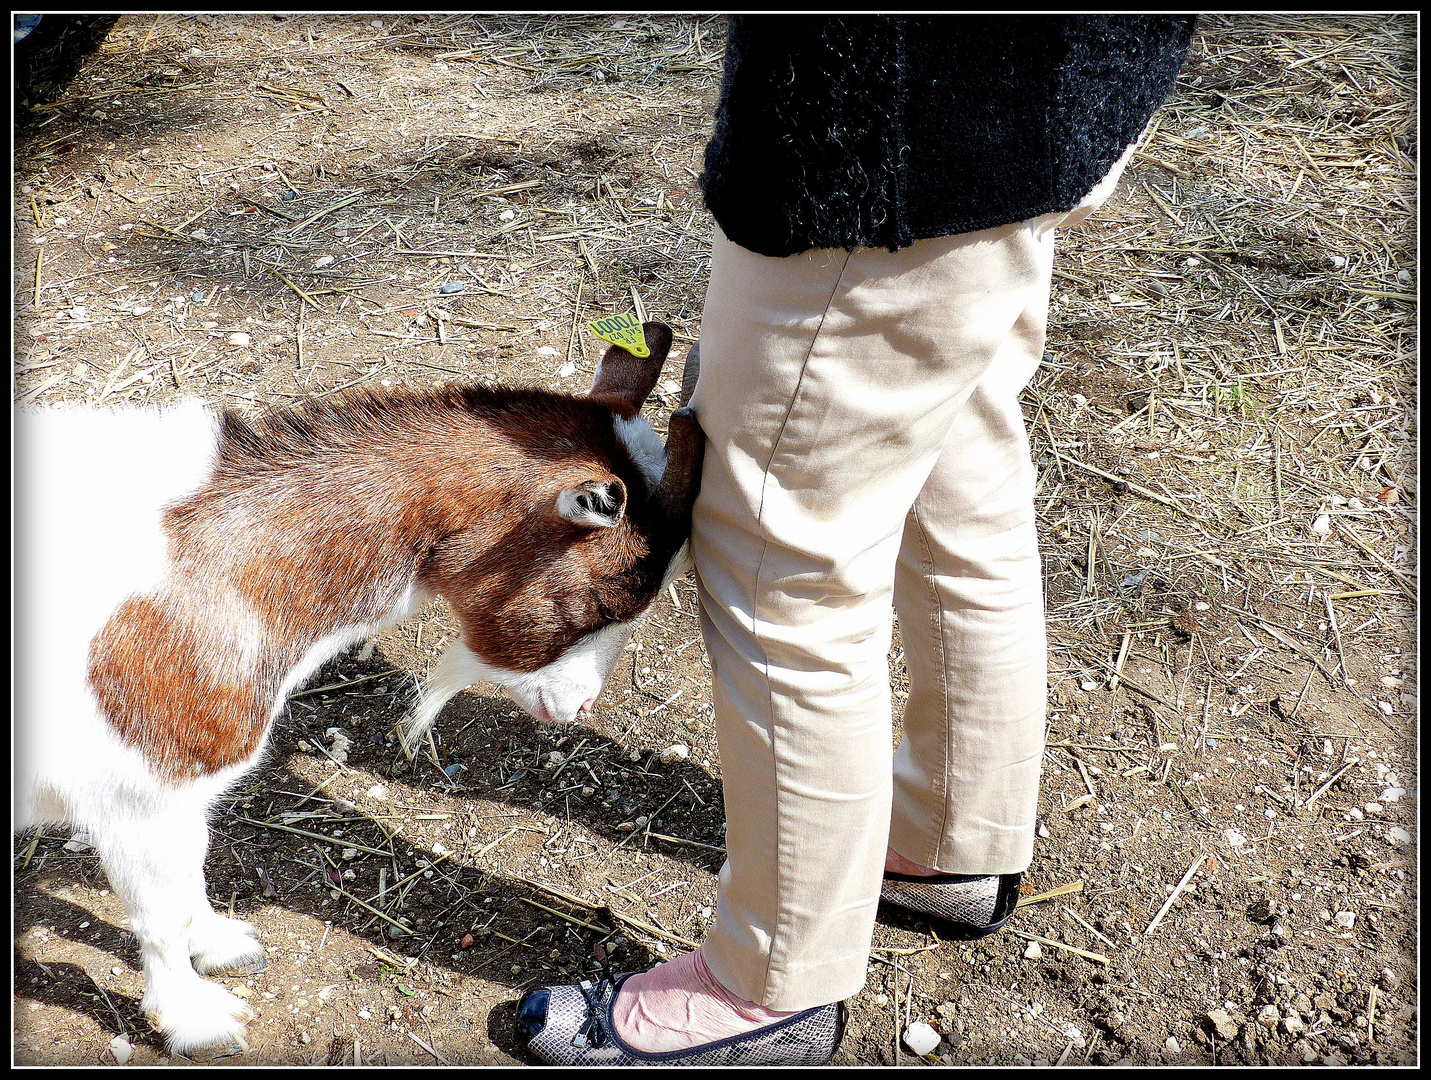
top-left (689, 150), bottom-right (1132, 1010)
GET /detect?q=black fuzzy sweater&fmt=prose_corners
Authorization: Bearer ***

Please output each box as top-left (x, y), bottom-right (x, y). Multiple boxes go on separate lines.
top-left (700, 15), bottom-right (1195, 257)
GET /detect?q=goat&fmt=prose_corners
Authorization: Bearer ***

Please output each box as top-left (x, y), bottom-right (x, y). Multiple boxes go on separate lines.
top-left (14, 324), bottom-right (701, 1056)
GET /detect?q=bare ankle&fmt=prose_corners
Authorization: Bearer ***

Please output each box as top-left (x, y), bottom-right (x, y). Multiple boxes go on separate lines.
top-left (884, 846), bottom-right (943, 877)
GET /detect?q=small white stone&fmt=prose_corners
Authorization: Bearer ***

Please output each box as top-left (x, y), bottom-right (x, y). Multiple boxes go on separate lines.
top-left (1377, 701), bottom-right (1394, 715)
top-left (1258, 1004), bottom-right (1280, 1027)
top-left (1364, 803), bottom-right (1383, 815)
top-left (499, 208), bottom-right (515, 222)
top-left (1165, 1036), bottom-right (1181, 1054)
top-left (1386, 826), bottom-right (1410, 845)
top-left (341, 848), bottom-right (357, 861)
top-left (131, 305), bottom-right (152, 316)
top-left (558, 361), bottom-right (577, 378)
top-left (1310, 514), bottom-right (1332, 537)
top-left (1024, 940), bottom-right (1043, 959)
top-left (367, 784), bottom-right (388, 800)
top-left (1334, 911), bottom-right (1356, 929)
top-left (536, 345), bottom-right (559, 357)
top-left (1329, 255), bottom-right (1347, 268)
top-left (228, 332), bottom-right (251, 346)
top-left (1381, 787), bottom-right (1405, 803)
top-left (109, 1034), bottom-right (133, 1065)
top-left (1224, 828), bottom-right (1247, 847)
top-left (1036, 822), bottom-right (1050, 839)
top-left (314, 255), bottom-right (335, 268)
top-left (660, 743), bottom-right (690, 764)
top-left (63, 838), bottom-right (92, 852)
top-left (902, 1021), bottom-right (941, 1056)
top-left (111, 966), bottom-right (124, 976)
top-left (1194, 601), bottom-right (1211, 611)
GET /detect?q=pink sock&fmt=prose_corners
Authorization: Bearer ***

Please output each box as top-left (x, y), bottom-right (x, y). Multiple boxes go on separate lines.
top-left (885, 846), bottom-right (943, 876)
top-left (611, 946), bottom-right (797, 1053)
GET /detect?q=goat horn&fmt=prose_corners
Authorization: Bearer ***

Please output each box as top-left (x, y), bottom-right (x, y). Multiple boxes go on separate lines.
top-left (655, 407), bottom-right (704, 524)
top-left (678, 341), bottom-right (700, 409)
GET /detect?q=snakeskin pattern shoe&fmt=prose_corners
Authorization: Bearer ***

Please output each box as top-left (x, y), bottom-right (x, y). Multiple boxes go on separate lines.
top-left (516, 953), bottom-right (846, 1066)
top-left (880, 871), bottom-right (1022, 937)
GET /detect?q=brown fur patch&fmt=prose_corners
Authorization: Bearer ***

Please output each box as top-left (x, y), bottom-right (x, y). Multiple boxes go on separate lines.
top-left (88, 592), bottom-right (272, 782)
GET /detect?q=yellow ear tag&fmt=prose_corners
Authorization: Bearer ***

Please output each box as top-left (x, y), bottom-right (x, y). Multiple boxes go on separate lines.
top-left (586, 312), bottom-right (649, 358)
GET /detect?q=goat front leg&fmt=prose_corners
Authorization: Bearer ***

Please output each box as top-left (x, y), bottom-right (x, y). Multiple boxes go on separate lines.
top-left (400, 639), bottom-right (489, 755)
top-left (92, 808), bottom-right (255, 1056)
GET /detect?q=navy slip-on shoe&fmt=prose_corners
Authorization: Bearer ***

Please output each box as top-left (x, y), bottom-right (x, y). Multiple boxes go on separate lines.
top-left (517, 970), bottom-right (846, 1066)
top-left (880, 871), bottom-right (1022, 938)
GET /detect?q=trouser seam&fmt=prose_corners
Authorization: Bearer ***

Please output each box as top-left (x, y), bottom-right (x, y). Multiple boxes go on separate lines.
top-left (749, 246), bottom-right (856, 997)
top-left (908, 499), bottom-right (953, 869)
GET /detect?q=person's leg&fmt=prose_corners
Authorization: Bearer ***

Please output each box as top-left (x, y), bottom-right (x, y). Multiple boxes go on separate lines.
top-left (884, 138), bottom-right (1142, 884)
top-left (676, 216), bottom-right (1059, 1024)
top-left (886, 296), bottom-right (1049, 879)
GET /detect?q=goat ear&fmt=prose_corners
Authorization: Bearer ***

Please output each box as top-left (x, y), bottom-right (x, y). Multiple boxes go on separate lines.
top-left (555, 478), bottom-right (627, 529)
top-left (587, 321), bottom-right (674, 414)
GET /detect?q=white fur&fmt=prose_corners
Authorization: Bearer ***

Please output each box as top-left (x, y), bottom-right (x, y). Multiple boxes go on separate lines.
top-left (15, 404), bottom-right (269, 1054)
top-left (614, 413), bottom-right (667, 491)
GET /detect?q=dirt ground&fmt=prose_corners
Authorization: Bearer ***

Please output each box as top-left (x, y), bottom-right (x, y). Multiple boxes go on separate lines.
top-left (12, 14), bottom-right (1417, 1067)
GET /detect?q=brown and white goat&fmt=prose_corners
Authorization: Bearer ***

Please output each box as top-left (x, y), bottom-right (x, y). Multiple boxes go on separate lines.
top-left (14, 324), bottom-right (701, 1055)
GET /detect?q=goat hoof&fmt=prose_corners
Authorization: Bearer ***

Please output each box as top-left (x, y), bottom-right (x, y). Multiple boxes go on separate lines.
top-left (180, 1032), bottom-right (249, 1063)
top-left (196, 952), bottom-right (267, 976)
top-left (190, 914), bottom-right (265, 975)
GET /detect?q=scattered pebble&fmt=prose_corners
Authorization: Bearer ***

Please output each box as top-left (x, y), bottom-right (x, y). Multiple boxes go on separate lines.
top-left (660, 743), bottom-right (690, 763)
top-left (109, 1034), bottom-right (133, 1065)
top-left (1382, 787), bottom-right (1405, 802)
top-left (902, 1021), bottom-right (941, 1056)
top-left (439, 282), bottom-right (464, 294)
top-left (1206, 1009), bottom-right (1238, 1039)
top-left (499, 208), bottom-right (516, 222)
top-left (1386, 826), bottom-right (1410, 845)
top-left (1194, 601), bottom-right (1211, 611)
top-left (314, 256), bottom-right (335, 268)
top-left (1334, 911), bottom-right (1356, 929)
top-left (1024, 940), bottom-right (1042, 960)
top-left (536, 345), bottom-right (559, 357)
top-left (1164, 1036), bottom-right (1181, 1054)
top-left (1310, 514), bottom-right (1332, 537)
top-left (1223, 828), bottom-right (1247, 848)
top-left (367, 784), bottom-right (388, 800)
top-left (326, 728), bottom-right (351, 763)
top-left (1257, 1004), bottom-right (1280, 1027)
top-left (63, 839), bottom-right (92, 852)
top-left (558, 361), bottom-right (578, 378)
top-left (228, 332), bottom-right (251, 347)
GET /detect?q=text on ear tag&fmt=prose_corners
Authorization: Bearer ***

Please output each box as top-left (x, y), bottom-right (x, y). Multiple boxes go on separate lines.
top-left (586, 313), bottom-right (649, 358)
